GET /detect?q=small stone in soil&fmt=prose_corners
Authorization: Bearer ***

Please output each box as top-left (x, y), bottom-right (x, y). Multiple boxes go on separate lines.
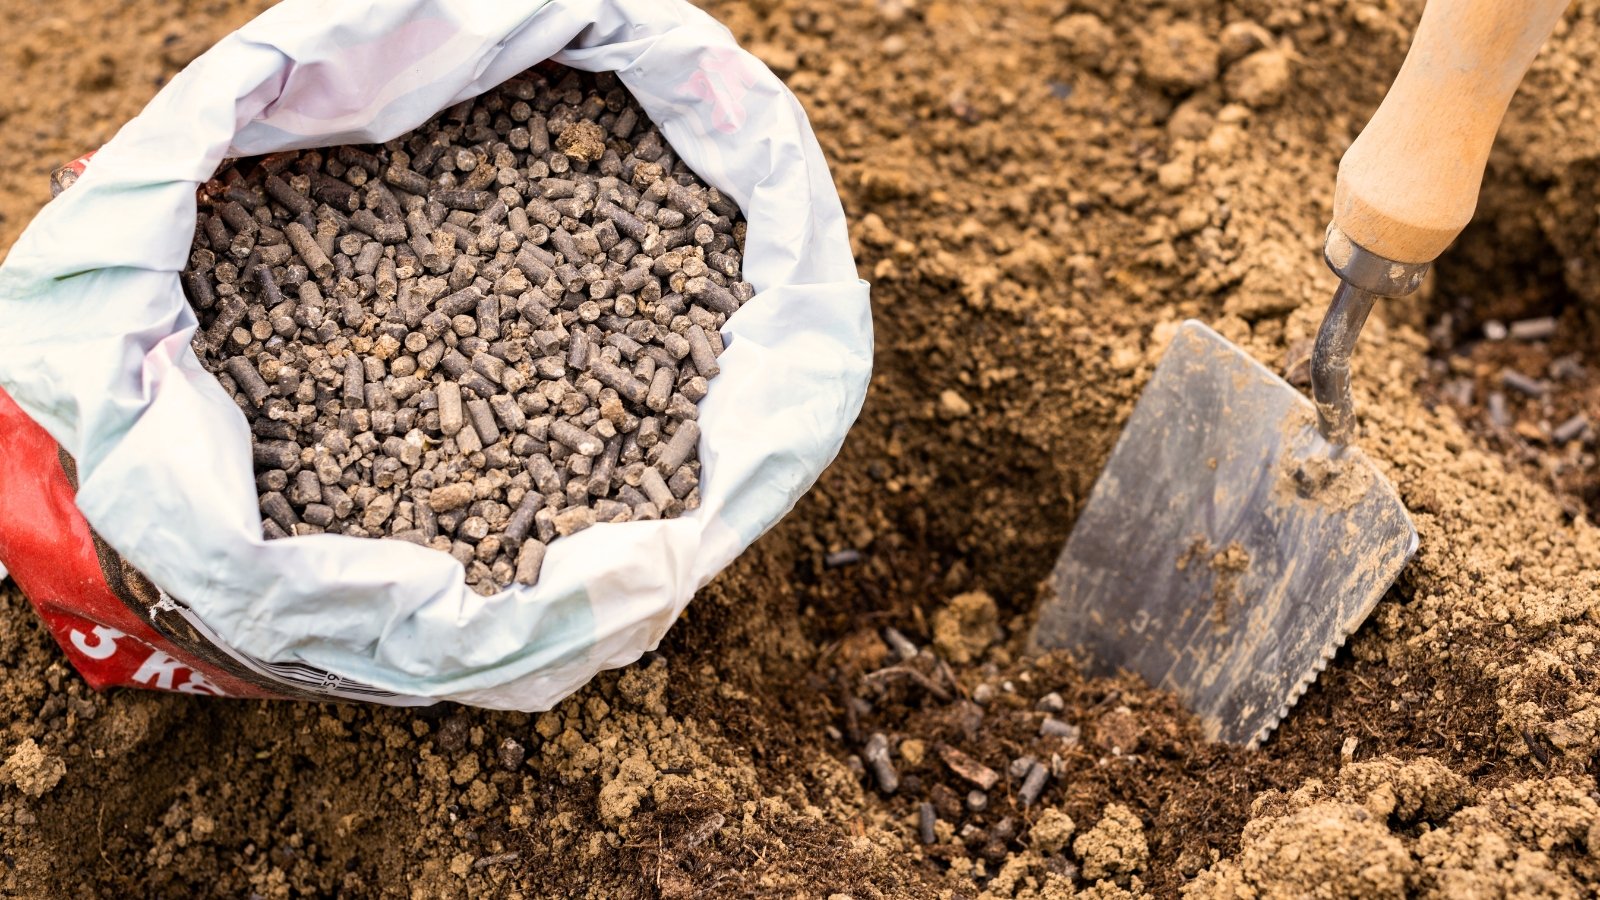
top-left (498, 737), bottom-right (525, 771)
top-left (1036, 691), bottom-right (1065, 713)
top-left (1483, 319), bottom-right (1508, 341)
top-left (971, 683), bottom-right (995, 705)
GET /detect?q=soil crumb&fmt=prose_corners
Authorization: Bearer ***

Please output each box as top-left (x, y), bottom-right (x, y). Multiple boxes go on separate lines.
top-left (0, 738), bottom-right (65, 798)
top-left (933, 591), bottom-right (1001, 664)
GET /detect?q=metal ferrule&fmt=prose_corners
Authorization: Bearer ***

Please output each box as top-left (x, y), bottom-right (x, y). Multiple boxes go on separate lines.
top-left (1322, 224), bottom-right (1431, 298)
top-left (1311, 225), bottom-right (1431, 444)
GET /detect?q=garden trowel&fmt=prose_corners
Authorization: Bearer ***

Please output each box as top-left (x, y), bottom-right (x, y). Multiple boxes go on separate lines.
top-left (1031, 0), bottom-right (1569, 746)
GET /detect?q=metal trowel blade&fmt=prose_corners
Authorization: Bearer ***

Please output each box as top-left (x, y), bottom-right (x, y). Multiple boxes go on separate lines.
top-left (1031, 320), bottom-right (1417, 747)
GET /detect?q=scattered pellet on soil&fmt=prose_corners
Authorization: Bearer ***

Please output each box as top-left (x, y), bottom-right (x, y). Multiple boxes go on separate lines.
top-left (1509, 315), bottom-right (1558, 341)
top-left (1553, 412), bottom-right (1589, 444)
top-left (182, 67), bottom-right (753, 594)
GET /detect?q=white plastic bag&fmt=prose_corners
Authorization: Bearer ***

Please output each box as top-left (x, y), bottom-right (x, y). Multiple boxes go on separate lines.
top-left (0, 0), bottom-right (870, 708)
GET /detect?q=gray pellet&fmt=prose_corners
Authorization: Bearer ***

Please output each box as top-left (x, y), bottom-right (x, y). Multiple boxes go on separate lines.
top-left (1509, 316), bottom-right (1557, 341)
top-left (918, 802), bottom-right (937, 845)
top-left (686, 325), bottom-right (720, 378)
top-left (1041, 718), bottom-right (1082, 744)
top-left (1553, 413), bottom-right (1590, 444)
top-left (862, 733), bottom-right (899, 795)
top-left (504, 492), bottom-right (544, 545)
top-left (666, 464), bottom-right (697, 499)
top-left (882, 627), bottom-right (919, 662)
top-left (223, 357), bottom-right (272, 408)
top-left (514, 539), bottom-right (546, 585)
top-left (284, 221), bottom-right (333, 279)
top-left (466, 398), bottom-right (502, 445)
top-left (1501, 369), bottom-right (1547, 398)
top-left (591, 357), bottom-right (650, 405)
top-left (639, 466), bottom-right (682, 516)
top-left (655, 420), bottom-right (700, 474)
top-left (437, 381), bottom-right (465, 436)
top-left (1487, 391), bottom-right (1510, 429)
top-left (550, 420), bottom-right (603, 455)
top-left (1018, 761), bottom-right (1049, 807)
top-left (825, 549), bottom-right (861, 568)
top-left (260, 492), bottom-right (299, 531)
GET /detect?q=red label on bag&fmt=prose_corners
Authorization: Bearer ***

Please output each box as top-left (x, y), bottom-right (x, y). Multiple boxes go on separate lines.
top-left (1, 153), bottom-right (424, 706)
top-left (0, 386), bottom-right (277, 697)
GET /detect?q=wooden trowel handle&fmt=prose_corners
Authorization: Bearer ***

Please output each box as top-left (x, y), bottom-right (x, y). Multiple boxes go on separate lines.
top-left (1332, 0), bottom-right (1568, 265)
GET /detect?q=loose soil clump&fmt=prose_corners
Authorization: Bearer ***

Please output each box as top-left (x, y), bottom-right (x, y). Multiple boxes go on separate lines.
top-left (6, 0), bottom-right (1600, 897)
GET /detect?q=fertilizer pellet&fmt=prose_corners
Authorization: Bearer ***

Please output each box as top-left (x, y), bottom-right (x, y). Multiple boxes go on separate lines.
top-left (183, 68), bottom-right (753, 594)
top-left (1039, 717), bottom-right (1078, 739)
top-left (1487, 391), bottom-right (1511, 430)
top-left (1008, 755), bottom-right (1037, 780)
top-left (1553, 413), bottom-right (1590, 444)
top-left (1501, 369), bottom-right (1548, 398)
top-left (1017, 761), bottom-right (1050, 807)
top-left (882, 626), bottom-right (919, 662)
top-left (1508, 316), bottom-right (1558, 341)
top-left (863, 732), bottom-right (900, 795)
top-left (918, 802), bottom-right (938, 845)
top-left (824, 548), bottom-right (861, 568)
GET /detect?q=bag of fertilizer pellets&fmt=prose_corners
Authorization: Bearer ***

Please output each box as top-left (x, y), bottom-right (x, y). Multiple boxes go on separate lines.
top-left (0, 0), bottom-right (870, 708)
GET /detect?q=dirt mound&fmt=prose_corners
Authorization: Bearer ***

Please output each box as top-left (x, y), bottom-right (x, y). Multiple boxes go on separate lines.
top-left (5, 0), bottom-right (1600, 897)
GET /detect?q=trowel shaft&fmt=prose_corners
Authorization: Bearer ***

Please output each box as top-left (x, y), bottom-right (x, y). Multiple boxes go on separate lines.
top-left (1311, 0), bottom-right (1569, 442)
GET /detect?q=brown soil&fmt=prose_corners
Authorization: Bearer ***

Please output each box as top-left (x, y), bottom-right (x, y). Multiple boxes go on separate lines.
top-left (6, 0), bottom-right (1600, 897)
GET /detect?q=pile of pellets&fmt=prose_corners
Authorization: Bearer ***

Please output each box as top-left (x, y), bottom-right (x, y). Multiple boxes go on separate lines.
top-left (181, 68), bottom-right (752, 594)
